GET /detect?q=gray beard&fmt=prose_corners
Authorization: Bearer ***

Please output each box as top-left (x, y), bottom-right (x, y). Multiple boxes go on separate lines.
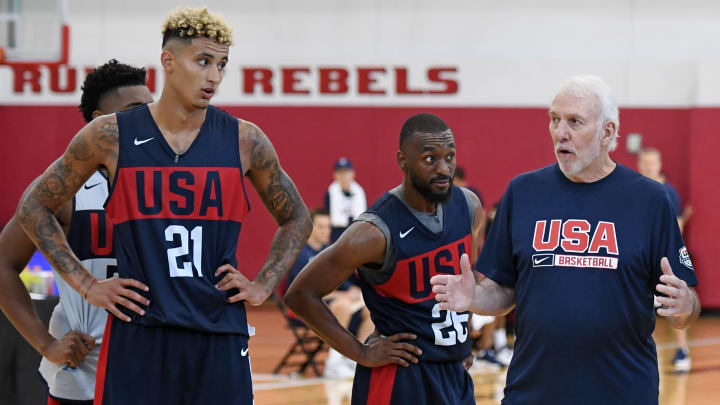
top-left (558, 132), bottom-right (603, 177)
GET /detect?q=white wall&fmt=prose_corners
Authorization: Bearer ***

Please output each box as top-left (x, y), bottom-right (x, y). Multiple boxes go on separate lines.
top-left (3, 0), bottom-right (720, 106)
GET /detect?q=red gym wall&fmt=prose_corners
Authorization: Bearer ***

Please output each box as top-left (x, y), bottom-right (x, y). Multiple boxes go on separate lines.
top-left (1, 105), bottom-right (717, 307)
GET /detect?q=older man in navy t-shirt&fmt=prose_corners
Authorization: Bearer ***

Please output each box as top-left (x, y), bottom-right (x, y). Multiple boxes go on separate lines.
top-left (431, 75), bottom-right (700, 405)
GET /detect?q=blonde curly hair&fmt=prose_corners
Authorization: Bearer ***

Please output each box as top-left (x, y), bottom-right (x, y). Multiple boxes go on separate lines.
top-left (161, 6), bottom-right (233, 47)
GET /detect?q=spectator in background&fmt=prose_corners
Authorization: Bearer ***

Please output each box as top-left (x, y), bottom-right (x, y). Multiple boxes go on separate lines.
top-left (454, 169), bottom-right (511, 369)
top-left (283, 208), bottom-right (373, 378)
top-left (637, 148), bottom-right (694, 231)
top-left (453, 167), bottom-right (484, 208)
top-left (483, 202), bottom-right (514, 363)
top-left (454, 167), bottom-right (487, 246)
top-left (638, 147), bottom-right (695, 373)
top-left (286, 208), bottom-right (353, 292)
top-left (325, 158), bottom-right (367, 243)
top-left (485, 202), bottom-right (499, 239)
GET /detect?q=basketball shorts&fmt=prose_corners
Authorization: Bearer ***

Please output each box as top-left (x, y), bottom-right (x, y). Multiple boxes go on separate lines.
top-left (94, 316), bottom-right (252, 405)
top-left (351, 360), bottom-right (474, 405)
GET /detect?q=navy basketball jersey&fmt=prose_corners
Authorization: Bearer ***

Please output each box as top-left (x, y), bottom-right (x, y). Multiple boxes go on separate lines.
top-left (65, 171), bottom-right (116, 332)
top-left (68, 171), bottom-right (115, 267)
top-left (106, 105), bottom-right (250, 334)
top-left (358, 186), bottom-right (472, 362)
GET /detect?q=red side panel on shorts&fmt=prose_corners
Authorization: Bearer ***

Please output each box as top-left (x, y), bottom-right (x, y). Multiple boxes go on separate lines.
top-left (367, 364), bottom-right (397, 405)
top-left (46, 395), bottom-right (61, 405)
top-left (94, 315), bottom-right (114, 405)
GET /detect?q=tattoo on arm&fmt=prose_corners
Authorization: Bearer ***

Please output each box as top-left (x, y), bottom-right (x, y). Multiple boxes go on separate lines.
top-left (17, 118), bottom-right (117, 290)
top-left (92, 120), bottom-right (119, 164)
top-left (245, 122), bottom-right (312, 292)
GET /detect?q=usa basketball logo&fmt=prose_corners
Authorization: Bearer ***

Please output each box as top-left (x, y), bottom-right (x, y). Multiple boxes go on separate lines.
top-left (679, 246), bottom-right (694, 270)
top-left (532, 219), bottom-right (619, 270)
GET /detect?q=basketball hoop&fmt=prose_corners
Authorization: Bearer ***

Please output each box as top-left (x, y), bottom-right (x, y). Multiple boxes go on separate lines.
top-left (0, 0), bottom-right (68, 66)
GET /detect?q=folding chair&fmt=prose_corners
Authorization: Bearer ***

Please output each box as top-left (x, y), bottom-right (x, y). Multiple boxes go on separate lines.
top-left (271, 292), bottom-right (327, 376)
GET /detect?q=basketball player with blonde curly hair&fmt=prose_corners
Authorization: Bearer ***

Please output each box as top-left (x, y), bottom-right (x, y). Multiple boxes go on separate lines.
top-left (16, 7), bottom-right (311, 405)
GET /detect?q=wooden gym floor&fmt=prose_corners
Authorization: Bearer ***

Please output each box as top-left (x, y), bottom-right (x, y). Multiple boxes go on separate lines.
top-left (246, 304), bottom-right (720, 405)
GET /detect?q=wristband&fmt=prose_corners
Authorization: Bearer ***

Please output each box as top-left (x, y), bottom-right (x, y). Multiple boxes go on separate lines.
top-left (83, 278), bottom-right (97, 299)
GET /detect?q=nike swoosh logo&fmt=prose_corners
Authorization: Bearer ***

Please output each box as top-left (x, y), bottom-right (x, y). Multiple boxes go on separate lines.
top-left (84, 182), bottom-right (102, 190)
top-left (399, 227), bottom-right (415, 239)
top-left (241, 347), bottom-right (249, 357)
top-left (134, 137), bottom-right (154, 146)
top-left (534, 257), bottom-right (550, 265)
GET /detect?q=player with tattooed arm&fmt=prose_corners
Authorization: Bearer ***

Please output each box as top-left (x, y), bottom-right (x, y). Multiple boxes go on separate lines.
top-left (0, 59), bottom-right (152, 405)
top-left (17, 7), bottom-right (311, 405)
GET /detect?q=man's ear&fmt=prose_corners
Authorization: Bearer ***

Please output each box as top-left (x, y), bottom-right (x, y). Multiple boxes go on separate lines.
top-left (397, 150), bottom-right (407, 172)
top-left (602, 120), bottom-right (617, 146)
top-left (161, 49), bottom-right (175, 73)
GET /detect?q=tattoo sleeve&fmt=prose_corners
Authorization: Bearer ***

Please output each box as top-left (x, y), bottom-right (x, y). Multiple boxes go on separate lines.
top-left (17, 117), bottom-right (117, 293)
top-left (244, 122), bottom-right (312, 293)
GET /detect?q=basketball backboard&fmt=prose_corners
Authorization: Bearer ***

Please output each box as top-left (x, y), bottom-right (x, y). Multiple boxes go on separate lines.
top-left (0, 0), bottom-right (68, 65)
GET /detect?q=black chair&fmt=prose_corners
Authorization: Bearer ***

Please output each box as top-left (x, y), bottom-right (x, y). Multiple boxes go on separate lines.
top-left (271, 292), bottom-right (327, 376)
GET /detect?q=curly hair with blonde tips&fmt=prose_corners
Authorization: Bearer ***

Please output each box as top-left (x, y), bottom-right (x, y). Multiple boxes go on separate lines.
top-left (161, 6), bottom-right (233, 47)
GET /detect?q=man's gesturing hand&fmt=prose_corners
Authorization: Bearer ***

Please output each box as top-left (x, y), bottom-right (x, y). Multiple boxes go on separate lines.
top-left (431, 253), bottom-right (475, 312)
top-left (655, 257), bottom-right (694, 318)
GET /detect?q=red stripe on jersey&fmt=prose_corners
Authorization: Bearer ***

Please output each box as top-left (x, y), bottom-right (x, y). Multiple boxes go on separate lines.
top-left (367, 364), bottom-right (397, 405)
top-left (90, 212), bottom-right (113, 256)
top-left (106, 167), bottom-right (249, 224)
top-left (93, 315), bottom-right (113, 405)
top-left (374, 235), bottom-right (471, 304)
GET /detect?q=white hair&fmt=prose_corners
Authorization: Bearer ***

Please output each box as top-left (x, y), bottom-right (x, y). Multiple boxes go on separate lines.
top-left (556, 75), bottom-right (620, 151)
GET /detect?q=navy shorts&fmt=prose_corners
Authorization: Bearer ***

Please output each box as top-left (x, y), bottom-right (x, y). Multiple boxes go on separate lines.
top-left (351, 360), bottom-right (474, 405)
top-left (94, 316), bottom-right (252, 405)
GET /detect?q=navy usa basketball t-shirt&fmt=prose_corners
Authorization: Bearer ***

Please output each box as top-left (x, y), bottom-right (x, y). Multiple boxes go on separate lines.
top-left (477, 163), bottom-right (698, 405)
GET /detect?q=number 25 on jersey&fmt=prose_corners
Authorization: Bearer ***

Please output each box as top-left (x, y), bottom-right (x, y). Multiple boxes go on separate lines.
top-left (431, 303), bottom-right (469, 346)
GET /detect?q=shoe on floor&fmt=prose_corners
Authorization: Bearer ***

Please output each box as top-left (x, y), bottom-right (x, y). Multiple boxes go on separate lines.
top-left (470, 350), bottom-right (501, 373)
top-left (672, 348), bottom-right (691, 373)
top-left (494, 346), bottom-right (514, 367)
top-left (324, 348), bottom-right (357, 379)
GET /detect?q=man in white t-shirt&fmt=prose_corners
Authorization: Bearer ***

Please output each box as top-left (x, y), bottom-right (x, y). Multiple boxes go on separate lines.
top-left (324, 157), bottom-right (367, 243)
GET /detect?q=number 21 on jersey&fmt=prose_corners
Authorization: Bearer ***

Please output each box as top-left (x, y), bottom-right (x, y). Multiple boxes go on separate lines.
top-left (165, 225), bottom-right (203, 277)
